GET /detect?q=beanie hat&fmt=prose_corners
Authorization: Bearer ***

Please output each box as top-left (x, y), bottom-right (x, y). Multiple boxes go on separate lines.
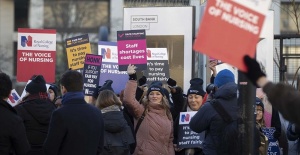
top-left (92, 80), bottom-right (114, 99)
top-left (92, 86), bottom-right (102, 99)
top-left (25, 75), bottom-right (47, 94)
top-left (147, 84), bottom-right (165, 97)
top-left (99, 80), bottom-right (114, 93)
top-left (214, 69), bottom-right (235, 88)
top-left (151, 81), bottom-right (163, 87)
top-left (187, 86), bottom-right (206, 97)
top-left (255, 97), bottom-right (264, 112)
top-left (187, 78), bottom-right (205, 97)
top-left (49, 84), bottom-right (59, 97)
top-left (190, 78), bottom-right (204, 87)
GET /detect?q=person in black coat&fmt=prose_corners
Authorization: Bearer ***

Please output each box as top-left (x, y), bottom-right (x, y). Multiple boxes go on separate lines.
top-left (43, 70), bottom-right (104, 155)
top-left (0, 72), bottom-right (30, 155)
top-left (170, 77), bottom-right (205, 155)
top-left (15, 75), bottom-right (56, 155)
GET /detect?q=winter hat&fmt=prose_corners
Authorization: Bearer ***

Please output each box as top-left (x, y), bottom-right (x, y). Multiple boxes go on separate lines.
top-left (147, 84), bottom-right (165, 97)
top-left (187, 86), bottom-right (206, 97)
top-left (99, 80), bottom-right (114, 93)
top-left (188, 78), bottom-right (205, 97)
top-left (92, 86), bottom-right (102, 99)
top-left (25, 75), bottom-right (47, 94)
top-left (255, 97), bottom-right (264, 112)
top-left (49, 84), bottom-right (59, 97)
top-left (190, 78), bottom-right (204, 87)
top-left (92, 80), bottom-right (114, 99)
top-left (214, 69), bottom-right (235, 88)
top-left (151, 81), bottom-right (163, 87)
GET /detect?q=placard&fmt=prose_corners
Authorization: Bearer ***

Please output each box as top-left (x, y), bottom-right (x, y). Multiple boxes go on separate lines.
top-left (83, 54), bottom-right (102, 96)
top-left (17, 28), bottom-right (56, 82)
top-left (144, 48), bottom-right (169, 84)
top-left (193, 0), bottom-right (271, 71)
top-left (98, 41), bottom-right (128, 94)
top-left (7, 89), bottom-right (21, 107)
top-left (117, 29), bottom-right (147, 71)
top-left (178, 112), bottom-right (205, 149)
top-left (66, 34), bottom-right (92, 70)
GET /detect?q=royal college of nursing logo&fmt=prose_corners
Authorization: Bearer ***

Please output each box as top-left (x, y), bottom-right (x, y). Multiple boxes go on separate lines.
top-left (181, 113), bottom-right (190, 123)
top-left (8, 92), bottom-right (19, 104)
top-left (147, 49), bottom-right (152, 58)
top-left (101, 48), bottom-right (111, 59)
top-left (21, 35), bottom-right (32, 47)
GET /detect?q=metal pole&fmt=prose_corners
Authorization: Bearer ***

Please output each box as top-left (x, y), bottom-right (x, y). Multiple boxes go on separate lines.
top-left (238, 70), bottom-right (256, 155)
top-left (279, 37), bottom-right (284, 82)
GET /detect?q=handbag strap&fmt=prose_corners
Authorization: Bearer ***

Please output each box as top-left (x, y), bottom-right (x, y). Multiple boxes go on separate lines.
top-left (211, 99), bottom-right (233, 123)
top-left (135, 108), bottom-right (147, 134)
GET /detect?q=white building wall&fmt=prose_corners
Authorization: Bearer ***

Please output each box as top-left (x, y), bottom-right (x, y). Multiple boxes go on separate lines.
top-left (0, 0), bottom-right (14, 76)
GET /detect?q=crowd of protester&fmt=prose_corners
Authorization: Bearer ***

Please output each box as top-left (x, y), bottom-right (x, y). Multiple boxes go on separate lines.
top-left (1, 56), bottom-right (300, 155)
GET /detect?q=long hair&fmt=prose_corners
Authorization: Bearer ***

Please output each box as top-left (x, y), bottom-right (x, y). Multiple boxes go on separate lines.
top-left (141, 95), bottom-right (172, 120)
top-left (95, 90), bottom-right (122, 109)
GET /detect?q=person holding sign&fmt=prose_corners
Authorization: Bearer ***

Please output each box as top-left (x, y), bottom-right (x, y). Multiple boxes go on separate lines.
top-left (0, 72), bottom-right (30, 155)
top-left (243, 55), bottom-right (300, 127)
top-left (169, 77), bottom-right (206, 155)
top-left (123, 64), bottom-right (175, 155)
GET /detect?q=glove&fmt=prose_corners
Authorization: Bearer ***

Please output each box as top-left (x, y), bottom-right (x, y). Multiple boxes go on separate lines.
top-left (138, 76), bottom-right (147, 86)
top-left (243, 55), bottom-right (266, 86)
top-left (104, 80), bottom-right (113, 86)
top-left (167, 78), bottom-right (177, 87)
top-left (127, 64), bottom-right (137, 80)
top-left (127, 64), bottom-right (137, 75)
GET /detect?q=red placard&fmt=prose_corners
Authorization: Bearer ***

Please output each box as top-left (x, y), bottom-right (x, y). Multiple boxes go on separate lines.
top-left (193, 0), bottom-right (265, 71)
top-left (17, 28), bottom-right (56, 82)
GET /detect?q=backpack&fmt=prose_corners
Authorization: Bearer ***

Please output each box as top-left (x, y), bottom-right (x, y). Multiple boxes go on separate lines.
top-left (211, 99), bottom-right (240, 155)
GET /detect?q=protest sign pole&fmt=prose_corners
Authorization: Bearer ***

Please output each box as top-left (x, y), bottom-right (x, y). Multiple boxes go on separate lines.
top-left (238, 70), bottom-right (256, 154)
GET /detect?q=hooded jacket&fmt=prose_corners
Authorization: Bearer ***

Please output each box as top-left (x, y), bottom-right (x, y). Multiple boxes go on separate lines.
top-left (0, 99), bottom-right (30, 155)
top-left (15, 94), bottom-right (56, 150)
top-left (123, 80), bottom-right (175, 155)
top-left (101, 106), bottom-right (135, 155)
top-left (189, 82), bottom-right (238, 155)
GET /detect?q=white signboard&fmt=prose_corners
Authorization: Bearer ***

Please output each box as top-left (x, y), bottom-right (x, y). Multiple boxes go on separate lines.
top-left (124, 7), bottom-right (194, 92)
